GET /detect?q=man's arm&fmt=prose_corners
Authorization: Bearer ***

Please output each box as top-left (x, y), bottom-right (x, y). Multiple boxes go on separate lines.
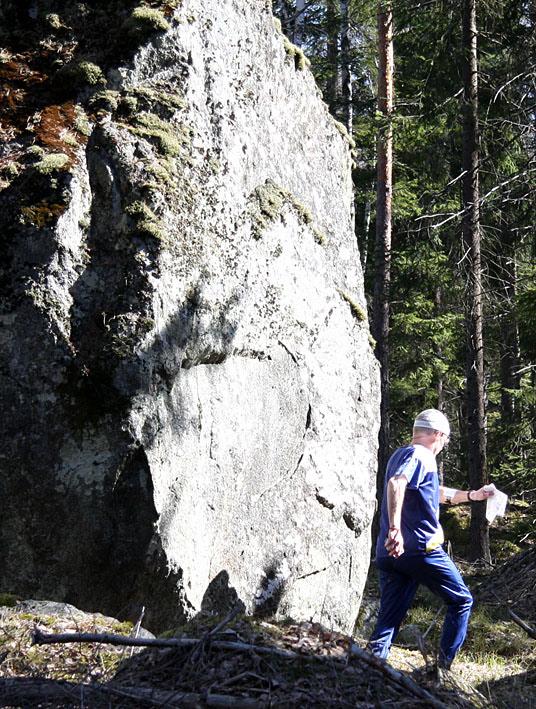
top-left (385, 475), bottom-right (408, 558)
top-left (439, 485), bottom-right (494, 505)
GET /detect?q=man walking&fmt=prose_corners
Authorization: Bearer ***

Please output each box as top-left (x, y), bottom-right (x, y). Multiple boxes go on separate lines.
top-left (368, 409), bottom-right (493, 669)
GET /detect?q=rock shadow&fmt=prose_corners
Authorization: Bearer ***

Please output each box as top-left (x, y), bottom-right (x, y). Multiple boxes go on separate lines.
top-left (200, 570), bottom-right (246, 617)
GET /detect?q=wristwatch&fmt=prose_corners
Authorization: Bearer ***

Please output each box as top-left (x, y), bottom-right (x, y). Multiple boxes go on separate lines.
top-left (443, 487), bottom-right (456, 505)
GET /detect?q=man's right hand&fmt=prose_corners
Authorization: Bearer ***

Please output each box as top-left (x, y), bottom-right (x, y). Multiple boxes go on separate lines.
top-left (385, 527), bottom-right (404, 558)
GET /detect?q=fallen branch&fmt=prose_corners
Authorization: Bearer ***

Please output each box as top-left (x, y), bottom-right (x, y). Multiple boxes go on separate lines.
top-left (507, 608), bottom-right (536, 640)
top-left (32, 628), bottom-right (298, 659)
top-left (349, 644), bottom-right (449, 709)
top-left (0, 678), bottom-right (262, 708)
top-left (207, 605), bottom-right (243, 639)
top-left (490, 589), bottom-right (536, 639)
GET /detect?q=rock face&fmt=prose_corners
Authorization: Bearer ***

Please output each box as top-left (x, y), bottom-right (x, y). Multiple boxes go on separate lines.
top-left (0, 0), bottom-right (379, 632)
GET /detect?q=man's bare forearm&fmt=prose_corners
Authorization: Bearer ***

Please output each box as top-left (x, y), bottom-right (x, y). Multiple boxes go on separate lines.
top-left (385, 476), bottom-right (408, 558)
top-left (439, 485), bottom-right (493, 504)
top-left (387, 476), bottom-right (408, 527)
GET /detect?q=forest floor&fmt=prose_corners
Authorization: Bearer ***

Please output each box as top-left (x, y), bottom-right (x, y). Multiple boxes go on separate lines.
top-left (0, 501), bottom-right (534, 707)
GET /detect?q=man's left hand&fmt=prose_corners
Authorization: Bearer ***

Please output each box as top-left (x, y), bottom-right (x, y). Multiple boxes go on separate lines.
top-left (471, 486), bottom-right (495, 501)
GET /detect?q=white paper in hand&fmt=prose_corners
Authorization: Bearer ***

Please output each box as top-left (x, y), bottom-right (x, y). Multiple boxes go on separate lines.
top-left (483, 483), bottom-right (508, 524)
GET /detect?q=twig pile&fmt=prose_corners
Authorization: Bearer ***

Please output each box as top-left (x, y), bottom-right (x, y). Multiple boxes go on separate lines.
top-left (476, 547), bottom-right (536, 620)
top-left (6, 612), bottom-right (488, 707)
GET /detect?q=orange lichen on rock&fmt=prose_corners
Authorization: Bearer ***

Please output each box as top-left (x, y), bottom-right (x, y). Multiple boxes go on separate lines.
top-left (20, 201), bottom-right (67, 227)
top-left (34, 102), bottom-right (88, 162)
top-left (0, 53), bottom-right (48, 141)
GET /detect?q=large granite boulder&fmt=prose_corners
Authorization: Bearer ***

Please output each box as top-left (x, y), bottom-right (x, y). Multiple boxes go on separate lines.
top-left (0, 0), bottom-right (379, 632)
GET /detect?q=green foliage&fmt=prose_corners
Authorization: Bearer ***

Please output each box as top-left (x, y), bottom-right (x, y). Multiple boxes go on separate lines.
top-left (0, 593), bottom-right (17, 607)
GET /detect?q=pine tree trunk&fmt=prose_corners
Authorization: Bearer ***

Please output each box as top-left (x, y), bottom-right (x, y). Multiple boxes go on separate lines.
top-left (340, 0), bottom-right (352, 132)
top-left (461, 0), bottom-right (490, 562)
top-left (372, 2), bottom-right (394, 532)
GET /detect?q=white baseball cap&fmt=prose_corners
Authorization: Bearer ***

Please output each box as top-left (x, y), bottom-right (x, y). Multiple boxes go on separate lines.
top-left (413, 409), bottom-right (450, 437)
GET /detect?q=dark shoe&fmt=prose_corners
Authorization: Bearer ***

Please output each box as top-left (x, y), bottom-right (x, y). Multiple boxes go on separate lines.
top-left (437, 657), bottom-right (452, 670)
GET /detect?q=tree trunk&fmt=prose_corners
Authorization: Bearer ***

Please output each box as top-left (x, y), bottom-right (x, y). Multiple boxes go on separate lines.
top-left (340, 0), bottom-right (352, 132)
top-left (325, 0), bottom-right (340, 112)
top-left (435, 286), bottom-right (445, 486)
top-left (498, 228), bottom-right (521, 425)
top-left (294, 0), bottom-right (306, 46)
top-left (272, 0), bottom-right (292, 37)
top-left (372, 1), bottom-right (394, 538)
top-left (461, 0), bottom-right (490, 562)
top-left (359, 188), bottom-right (373, 273)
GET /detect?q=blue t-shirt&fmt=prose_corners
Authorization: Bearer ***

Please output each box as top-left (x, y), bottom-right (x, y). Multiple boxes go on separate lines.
top-left (376, 444), bottom-right (444, 558)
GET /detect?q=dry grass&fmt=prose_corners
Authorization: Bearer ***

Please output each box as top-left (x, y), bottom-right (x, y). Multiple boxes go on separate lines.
top-left (0, 606), bottom-right (133, 684)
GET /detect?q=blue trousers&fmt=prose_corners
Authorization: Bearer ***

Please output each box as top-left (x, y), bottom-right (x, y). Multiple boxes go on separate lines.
top-left (368, 548), bottom-right (473, 666)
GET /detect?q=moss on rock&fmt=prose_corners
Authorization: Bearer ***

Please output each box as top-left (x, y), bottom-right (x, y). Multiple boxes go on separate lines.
top-left (126, 200), bottom-right (166, 242)
top-left (339, 290), bottom-right (367, 323)
top-left (20, 201), bottom-right (67, 227)
top-left (282, 36), bottom-right (310, 71)
top-left (122, 6), bottom-right (170, 43)
top-left (131, 112), bottom-right (188, 157)
top-left (0, 593), bottom-right (18, 607)
top-left (248, 179), bottom-right (325, 245)
top-left (74, 106), bottom-right (92, 137)
top-left (56, 61), bottom-right (106, 91)
top-left (133, 86), bottom-right (187, 114)
top-left (333, 120), bottom-right (356, 150)
top-left (34, 153), bottom-right (70, 175)
top-left (45, 13), bottom-right (64, 31)
top-left (88, 90), bottom-right (121, 113)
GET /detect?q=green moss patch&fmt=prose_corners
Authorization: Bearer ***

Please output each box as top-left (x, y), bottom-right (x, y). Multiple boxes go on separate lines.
top-left (338, 290), bottom-right (368, 322)
top-left (273, 11), bottom-right (309, 70)
top-left (0, 161), bottom-right (22, 189)
top-left (55, 61), bottom-right (106, 91)
top-left (248, 179), bottom-right (325, 244)
top-left (334, 120), bottom-right (357, 150)
top-left (122, 6), bottom-right (170, 44)
top-left (105, 312), bottom-right (156, 358)
top-left (0, 607), bottom-right (132, 682)
top-left (126, 200), bottom-right (166, 243)
top-left (88, 90), bottom-right (121, 113)
top-left (0, 593), bottom-right (18, 607)
top-left (130, 112), bottom-right (188, 156)
top-left (132, 85), bottom-right (187, 115)
top-left (282, 36), bottom-right (310, 71)
top-left (34, 153), bottom-right (70, 175)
